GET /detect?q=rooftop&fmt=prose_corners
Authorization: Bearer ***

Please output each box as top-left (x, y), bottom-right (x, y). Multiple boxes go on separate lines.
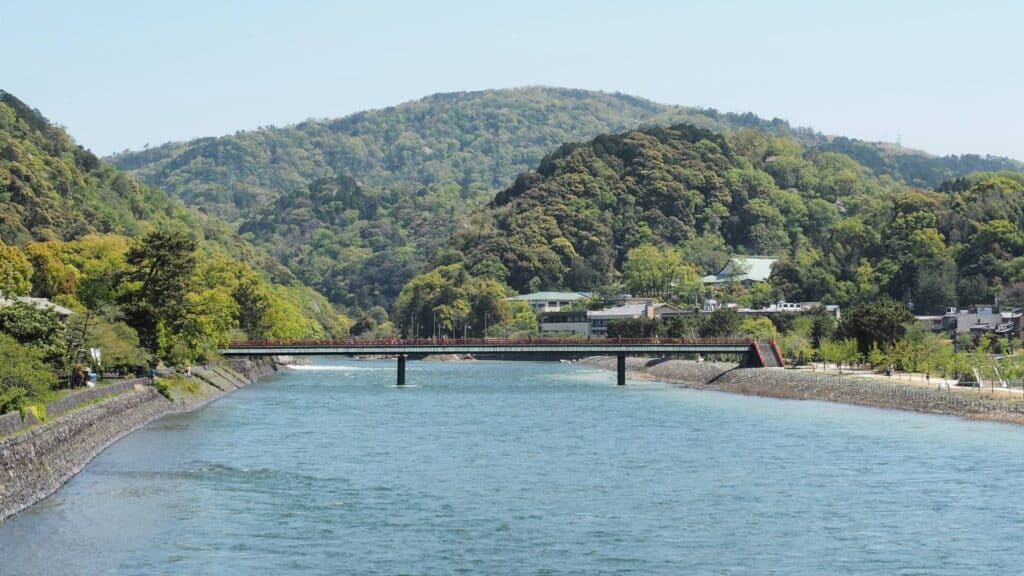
top-left (0, 296), bottom-right (75, 316)
top-left (701, 256), bottom-right (778, 284)
top-left (507, 291), bottom-right (591, 301)
top-left (588, 303), bottom-right (650, 318)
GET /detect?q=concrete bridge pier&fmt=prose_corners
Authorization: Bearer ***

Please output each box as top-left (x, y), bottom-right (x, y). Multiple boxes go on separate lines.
top-left (397, 354), bottom-right (406, 386)
top-left (617, 354), bottom-right (626, 386)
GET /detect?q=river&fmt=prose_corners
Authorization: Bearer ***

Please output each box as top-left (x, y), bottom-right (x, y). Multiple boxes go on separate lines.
top-left (2, 359), bottom-right (1023, 574)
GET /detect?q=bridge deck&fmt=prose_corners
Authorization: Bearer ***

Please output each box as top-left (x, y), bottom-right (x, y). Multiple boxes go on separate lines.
top-left (222, 338), bottom-right (783, 386)
top-left (222, 337), bottom-right (757, 357)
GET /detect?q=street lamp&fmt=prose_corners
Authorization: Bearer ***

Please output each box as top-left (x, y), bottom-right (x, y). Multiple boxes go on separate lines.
top-left (484, 312), bottom-right (490, 339)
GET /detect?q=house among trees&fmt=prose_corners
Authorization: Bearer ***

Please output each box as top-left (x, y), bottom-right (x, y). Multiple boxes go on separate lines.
top-left (939, 305), bottom-right (1023, 340)
top-left (506, 291), bottom-right (591, 313)
top-left (539, 301), bottom-right (687, 337)
top-left (701, 256), bottom-right (777, 286)
top-left (692, 298), bottom-right (839, 319)
top-left (537, 310), bottom-right (591, 336)
top-left (587, 303), bottom-right (656, 337)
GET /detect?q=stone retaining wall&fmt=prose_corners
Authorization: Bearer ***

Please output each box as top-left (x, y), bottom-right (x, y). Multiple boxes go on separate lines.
top-left (0, 411), bottom-right (37, 439)
top-left (0, 379), bottom-right (147, 439)
top-left (45, 379), bottom-right (145, 418)
top-left (0, 357), bottom-right (278, 523)
top-left (0, 387), bottom-right (170, 521)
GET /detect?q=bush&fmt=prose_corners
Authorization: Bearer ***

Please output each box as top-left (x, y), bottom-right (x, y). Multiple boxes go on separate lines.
top-left (152, 378), bottom-right (172, 400)
top-left (0, 333), bottom-right (57, 411)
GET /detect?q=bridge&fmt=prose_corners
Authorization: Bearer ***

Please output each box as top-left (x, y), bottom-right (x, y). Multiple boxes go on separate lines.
top-left (223, 338), bottom-right (784, 386)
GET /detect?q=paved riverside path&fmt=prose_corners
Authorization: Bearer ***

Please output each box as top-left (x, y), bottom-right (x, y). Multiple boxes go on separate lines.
top-left (222, 338), bottom-right (784, 386)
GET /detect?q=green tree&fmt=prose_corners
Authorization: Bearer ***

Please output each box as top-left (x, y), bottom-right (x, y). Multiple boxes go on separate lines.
top-left (737, 316), bottom-right (778, 340)
top-left (0, 302), bottom-right (67, 364)
top-left (622, 244), bottom-right (701, 299)
top-left (120, 229), bottom-right (197, 352)
top-left (25, 242), bottom-right (77, 298)
top-left (809, 306), bottom-right (837, 348)
top-left (839, 297), bottom-right (912, 355)
top-left (171, 288), bottom-right (239, 363)
top-left (0, 333), bottom-right (57, 413)
top-left (0, 240), bottom-right (32, 296)
top-left (233, 279), bottom-right (271, 339)
top-left (86, 316), bottom-right (151, 371)
top-left (607, 317), bottom-right (658, 338)
top-left (699, 308), bottom-right (742, 337)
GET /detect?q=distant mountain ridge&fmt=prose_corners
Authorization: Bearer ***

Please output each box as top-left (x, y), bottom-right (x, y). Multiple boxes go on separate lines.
top-left (111, 87), bottom-right (1023, 220)
top-left (110, 87), bottom-right (793, 221)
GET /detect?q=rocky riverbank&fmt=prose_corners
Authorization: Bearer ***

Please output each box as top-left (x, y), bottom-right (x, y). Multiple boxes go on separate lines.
top-left (0, 357), bottom-right (277, 523)
top-left (581, 357), bottom-right (1024, 425)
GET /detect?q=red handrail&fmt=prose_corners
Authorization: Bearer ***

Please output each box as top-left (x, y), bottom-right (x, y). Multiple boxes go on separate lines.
top-left (226, 337), bottom-right (757, 348)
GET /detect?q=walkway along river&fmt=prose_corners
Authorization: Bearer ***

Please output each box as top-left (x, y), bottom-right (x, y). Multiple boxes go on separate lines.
top-left (1, 358), bottom-right (1023, 575)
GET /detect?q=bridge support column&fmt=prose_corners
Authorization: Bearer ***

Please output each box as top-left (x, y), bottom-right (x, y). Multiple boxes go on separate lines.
top-left (397, 354), bottom-right (406, 386)
top-left (617, 354), bottom-right (626, 386)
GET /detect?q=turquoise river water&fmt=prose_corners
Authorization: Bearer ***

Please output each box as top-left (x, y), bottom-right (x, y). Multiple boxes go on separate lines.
top-left (2, 359), bottom-right (1024, 574)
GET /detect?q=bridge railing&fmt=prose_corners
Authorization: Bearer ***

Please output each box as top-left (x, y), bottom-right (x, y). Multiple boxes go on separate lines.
top-left (226, 337), bottom-right (757, 348)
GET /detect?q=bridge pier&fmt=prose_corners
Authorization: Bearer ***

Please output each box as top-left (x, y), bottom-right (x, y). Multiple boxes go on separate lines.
top-left (397, 354), bottom-right (406, 386)
top-left (617, 354), bottom-right (626, 386)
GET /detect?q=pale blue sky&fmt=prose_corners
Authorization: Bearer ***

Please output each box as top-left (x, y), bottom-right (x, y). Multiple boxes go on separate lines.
top-left (2, 0), bottom-right (1021, 159)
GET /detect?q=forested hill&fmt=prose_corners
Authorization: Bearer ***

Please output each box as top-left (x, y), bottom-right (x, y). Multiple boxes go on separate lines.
top-left (0, 91), bottom-right (348, 355)
top-left (450, 124), bottom-right (1024, 314)
top-left (813, 136), bottom-right (1024, 189)
top-left (106, 87), bottom-right (1022, 313)
top-left (0, 91), bottom-right (181, 245)
top-left (110, 87), bottom-right (780, 221)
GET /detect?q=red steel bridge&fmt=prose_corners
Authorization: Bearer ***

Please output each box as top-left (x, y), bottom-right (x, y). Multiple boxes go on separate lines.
top-left (223, 338), bottom-right (784, 386)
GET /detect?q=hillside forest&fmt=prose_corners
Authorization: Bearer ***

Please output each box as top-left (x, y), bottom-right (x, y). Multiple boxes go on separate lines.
top-left (0, 91), bottom-right (349, 412)
top-left (111, 88), bottom-right (1023, 313)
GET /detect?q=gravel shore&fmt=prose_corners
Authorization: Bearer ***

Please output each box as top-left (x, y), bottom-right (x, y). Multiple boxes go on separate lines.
top-left (581, 356), bottom-right (1024, 425)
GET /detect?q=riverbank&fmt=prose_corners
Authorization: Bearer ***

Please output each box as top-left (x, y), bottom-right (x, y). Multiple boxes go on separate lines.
top-left (0, 357), bottom-right (277, 523)
top-left (581, 357), bottom-right (1024, 425)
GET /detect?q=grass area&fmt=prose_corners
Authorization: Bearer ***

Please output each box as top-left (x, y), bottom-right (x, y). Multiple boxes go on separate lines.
top-left (26, 377), bottom-right (136, 405)
top-left (158, 374), bottom-right (201, 400)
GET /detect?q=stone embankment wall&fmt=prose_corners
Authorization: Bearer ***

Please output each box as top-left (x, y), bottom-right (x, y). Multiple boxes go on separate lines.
top-left (0, 357), bottom-right (277, 523)
top-left (581, 357), bottom-right (1024, 425)
top-left (0, 379), bottom-right (146, 438)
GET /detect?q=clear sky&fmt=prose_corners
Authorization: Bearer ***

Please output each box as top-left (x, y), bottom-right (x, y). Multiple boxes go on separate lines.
top-left (2, 0), bottom-right (1021, 159)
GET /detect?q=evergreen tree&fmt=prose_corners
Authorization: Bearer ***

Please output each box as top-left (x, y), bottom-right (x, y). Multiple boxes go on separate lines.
top-left (120, 229), bottom-right (197, 352)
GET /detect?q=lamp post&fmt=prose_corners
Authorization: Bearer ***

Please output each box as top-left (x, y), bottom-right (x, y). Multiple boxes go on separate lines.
top-left (484, 312), bottom-right (490, 340)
